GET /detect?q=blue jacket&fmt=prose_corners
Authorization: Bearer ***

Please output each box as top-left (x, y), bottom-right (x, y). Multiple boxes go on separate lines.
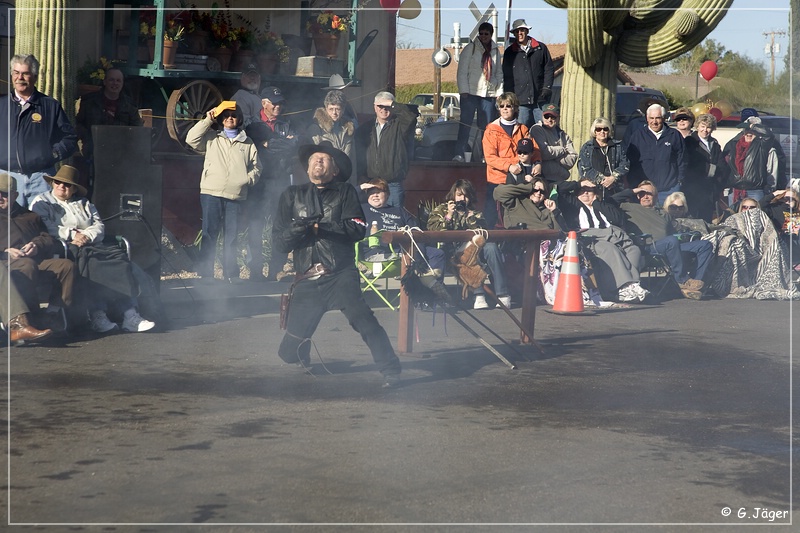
top-left (625, 125), bottom-right (686, 191)
top-left (0, 90), bottom-right (77, 174)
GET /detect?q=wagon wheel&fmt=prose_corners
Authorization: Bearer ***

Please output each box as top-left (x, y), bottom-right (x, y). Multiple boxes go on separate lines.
top-left (166, 80), bottom-right (224, 153)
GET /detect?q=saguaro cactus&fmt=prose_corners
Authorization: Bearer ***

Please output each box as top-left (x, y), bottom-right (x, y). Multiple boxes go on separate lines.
top-left (15, 0), bottom-right (76, 117)
top-left (543, 0), bottom-right (733, 175)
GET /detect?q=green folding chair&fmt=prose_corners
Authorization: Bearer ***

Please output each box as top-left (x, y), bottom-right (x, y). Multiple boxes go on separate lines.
top-left (355, 231), bottom-right (402, 310)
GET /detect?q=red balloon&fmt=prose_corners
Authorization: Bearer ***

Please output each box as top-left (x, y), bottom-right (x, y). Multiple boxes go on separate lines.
top-left (709, 107), bottom-right (723, 121)
top-left (380, 0), bottom-right (401, 13)
top-left (700, 61), bottom-right (718, 82)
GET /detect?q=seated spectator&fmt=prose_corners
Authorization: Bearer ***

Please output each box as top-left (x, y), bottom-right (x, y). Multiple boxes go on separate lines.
top-left (506, 138), bottom-right (542, 184)
top-left (527, 103), bottom-right (577, 184)
top-left (0, 263), bottom-right (53, 344)
top-left (359, 178), bottom-right (445, 276)
top-left (667, 192), bottom-right (796, 299)
top-left (305, 90), bottom-right (356, 185)
top-left (614, 181), bottom-right (712, 299)
top-left (1, 173), bottom-right (75, 340)
top-left (578, 117), bottom-right (629, 195)
top-left (759, 189), bottom-right (799, 269)
top-left (494, 176), bottom-right (561, 230)
top-left (30, 166), bottom-right (156, 333)
top-left (555, 180), bottom-right (647, 302)
top-left (428, 179), bottom-right (510, 309)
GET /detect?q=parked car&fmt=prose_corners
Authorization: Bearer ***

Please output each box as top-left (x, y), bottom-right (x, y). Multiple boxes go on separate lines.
top-left (410, 92), bottom-right (461, 132)
top-left (411, 92), bottom-right (481, 161)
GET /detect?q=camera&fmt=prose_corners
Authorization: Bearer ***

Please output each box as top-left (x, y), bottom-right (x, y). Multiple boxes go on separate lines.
top-left (454, 200), bottom-right (467, 212)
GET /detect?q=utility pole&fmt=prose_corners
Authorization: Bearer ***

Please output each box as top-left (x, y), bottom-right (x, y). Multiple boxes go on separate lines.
top-left (763, 29), bottom-right (786, 84)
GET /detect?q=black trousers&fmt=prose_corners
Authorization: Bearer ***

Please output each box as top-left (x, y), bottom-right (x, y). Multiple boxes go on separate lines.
top-left (278, 268), bottom-right (401, 376)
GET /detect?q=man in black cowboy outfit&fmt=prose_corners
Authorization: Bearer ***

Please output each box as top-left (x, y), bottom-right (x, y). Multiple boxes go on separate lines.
top-left (273, 143), bottom-right (402, 388)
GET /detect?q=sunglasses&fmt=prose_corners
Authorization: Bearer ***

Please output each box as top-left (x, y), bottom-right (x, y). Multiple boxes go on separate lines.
top-left (740, 204), bottom-right (757, 210)
top-left (376, 104), bottom-right (392, 110)
top-left (543, 114), bottom-right (557, 120)
top-left (532, 188), bottom-right (546, 194)
top-left (595, 127), bottom-right (610, 132)
top-left (0, 191), bottom-right (8, 198)
top-left (579, 186), bottom-right (597, 193)
top-left (366, 188), bottom-right (385, 195)
top-left (52, 180), bottom-right (75, 188)
top-left (637, 191), bottom-right (653, 197)
top-left (668, 204), bottom-right (686, 211)
top-left (219, 113), bottom-right (237, 119)
top-left (498, 104), bottom-right (514, 109)
top-left (478, 32), bottom-right (492, 36)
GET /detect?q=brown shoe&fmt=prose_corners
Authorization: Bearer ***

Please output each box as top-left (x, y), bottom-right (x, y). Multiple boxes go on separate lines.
top-left (680, 278), bottom-right (704, 291)
top-left (9, 313), bottom-right (53, 345)
top-left (680, 288), bottom-right (703, 300)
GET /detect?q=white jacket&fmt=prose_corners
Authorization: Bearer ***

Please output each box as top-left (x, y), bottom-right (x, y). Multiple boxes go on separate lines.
top-left (456, 38), bottom-right (503, 98)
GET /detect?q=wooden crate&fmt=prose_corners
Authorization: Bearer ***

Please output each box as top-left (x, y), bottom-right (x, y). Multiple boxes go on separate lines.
top-left (294, 56), bottom-right (344, 77)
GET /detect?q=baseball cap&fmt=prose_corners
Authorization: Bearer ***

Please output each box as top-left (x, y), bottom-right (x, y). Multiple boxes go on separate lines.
top-left (260, 86), bottom-right (285, 103)
top-left (542, 103), bottom-right (559, 117)
top-left (517, 138), bottom-right (534, 154)
top-left (212, 101), bottom-right (237, 116)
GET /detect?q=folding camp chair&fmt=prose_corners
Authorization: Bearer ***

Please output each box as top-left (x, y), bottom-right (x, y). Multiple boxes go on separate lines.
top-left (355, 232), bottom-right (402, 310)
top-left (633, 232), bottom-right (701, 299)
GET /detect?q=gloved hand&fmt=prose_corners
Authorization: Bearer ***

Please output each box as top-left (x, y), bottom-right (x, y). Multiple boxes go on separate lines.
top-left (538, 88), bottom-right (552, 104)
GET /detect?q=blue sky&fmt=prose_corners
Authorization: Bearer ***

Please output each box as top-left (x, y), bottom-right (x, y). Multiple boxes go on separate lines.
top-left (395, 1), bottom-right (791, 75)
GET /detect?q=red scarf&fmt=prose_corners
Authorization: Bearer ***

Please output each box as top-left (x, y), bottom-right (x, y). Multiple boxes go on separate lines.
top-left (732, 136), bottom-right (752, 201)
top-left (481, 40), bottom-right (492, 82)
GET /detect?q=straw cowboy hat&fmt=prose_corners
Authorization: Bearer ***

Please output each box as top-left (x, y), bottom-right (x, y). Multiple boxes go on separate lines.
top-left (44, 165), bottom-right (88, 197)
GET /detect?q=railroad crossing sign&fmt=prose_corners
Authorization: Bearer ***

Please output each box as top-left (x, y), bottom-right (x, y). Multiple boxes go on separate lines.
top-left (467, 2), bottom-right (496, 40)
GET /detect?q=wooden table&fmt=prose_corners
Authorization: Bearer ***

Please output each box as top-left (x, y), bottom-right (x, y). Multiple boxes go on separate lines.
top-left (381, 229), bottom-right (561, 354)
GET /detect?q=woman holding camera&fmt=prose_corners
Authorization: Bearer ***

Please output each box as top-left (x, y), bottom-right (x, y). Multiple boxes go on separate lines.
top-left (428, 179), bottom-right (510, 309)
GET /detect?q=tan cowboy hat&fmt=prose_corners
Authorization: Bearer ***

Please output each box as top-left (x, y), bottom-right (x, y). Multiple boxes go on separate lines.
top-left (44, 165), bottom-right (88, 197)
top-left (320, 73), bottom-right (353, 91)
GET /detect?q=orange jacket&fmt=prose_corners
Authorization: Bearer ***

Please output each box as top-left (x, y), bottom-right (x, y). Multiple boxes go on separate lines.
top-left (482, 119), bottom-right (538, 185)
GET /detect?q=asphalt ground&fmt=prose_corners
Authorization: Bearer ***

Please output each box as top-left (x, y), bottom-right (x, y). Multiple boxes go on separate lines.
top-left (2, 278), bottom-right (797, 531)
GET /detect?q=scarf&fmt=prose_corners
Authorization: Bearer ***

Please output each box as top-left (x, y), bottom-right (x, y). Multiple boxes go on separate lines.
top-left (223, 127), bottom-right (238, 139)
top-left (480, 40), bottom-right (492, 82)
top-left (499, 117), bottom-right (517, 137)
top-left (734, 136), bottom-right (750, 177)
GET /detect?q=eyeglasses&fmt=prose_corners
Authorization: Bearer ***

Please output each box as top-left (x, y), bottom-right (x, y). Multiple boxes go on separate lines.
top-left (52, 180), bottom-right (74, 188)
top-left (579, 187), bottom-right (597, 194)
top-left (740, 204), bottom-right (757, 210)
top-left (498, 104), bottom-right (514, 109)
top-left (543, 114), bottom-right (557, 120)
top-left (636, 191), bottom-right (653, 197)
top-left (668, 204), bottom-right (686, 211)
top-left (532, 188), bottom-right (546, 194)
top-left (376, 104), bottom-right (392, 110)
top-left (595, 127), bottom-right (610, 132)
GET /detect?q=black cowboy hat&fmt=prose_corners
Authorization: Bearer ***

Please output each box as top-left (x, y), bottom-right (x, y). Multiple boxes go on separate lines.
top-left (298, 142), bottom-right (352, 181)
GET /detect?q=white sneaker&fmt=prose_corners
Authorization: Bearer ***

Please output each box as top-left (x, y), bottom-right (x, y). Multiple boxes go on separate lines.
top-left (617, 284), bottom-right (638, 303)
top-left (90, 310), bottom-right (119, 333)
top-left (630, 282), bottom-right (649, 302)
top-left (496, 295), bottom-right (512, 308)
top-left (473, 295), bottom-right (489, 310)
top-left (121, 309), bottom-right (155, 333)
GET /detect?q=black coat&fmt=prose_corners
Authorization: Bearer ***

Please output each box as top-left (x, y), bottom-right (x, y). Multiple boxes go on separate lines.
top-left (273, 180), bottom-right (367, 275)
top-left (556, 180), bottom-right (627, 231)
top-left (501, 39), bottom-right (554, 106)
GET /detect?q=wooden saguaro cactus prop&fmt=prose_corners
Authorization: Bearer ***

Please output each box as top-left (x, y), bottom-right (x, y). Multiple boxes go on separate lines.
top-left (542, 0), bottom-right (733, 177)
top-left (15, 0), bottom-right (77, 117)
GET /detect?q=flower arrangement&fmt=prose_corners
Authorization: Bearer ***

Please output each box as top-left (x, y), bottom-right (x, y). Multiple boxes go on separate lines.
top-left (77, 56), bottom-right (117, 86)
top-left (164, 14), bottom-right (186, 41)
top-left (254, 31), bottom-right (289, 62)
top-left (307, 11), bottom-right (351, 35)
top-left (188, 9), bottom-right (213, 34)
top-left (139, 8), bottom-right (158, 40)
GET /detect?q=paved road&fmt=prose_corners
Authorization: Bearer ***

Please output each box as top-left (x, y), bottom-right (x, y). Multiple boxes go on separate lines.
top-left (2, 279), bottom-right (797, 531)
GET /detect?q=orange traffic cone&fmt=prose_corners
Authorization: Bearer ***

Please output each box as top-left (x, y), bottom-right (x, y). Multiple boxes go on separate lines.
top-left (550, 231), bottom-right (593, 315)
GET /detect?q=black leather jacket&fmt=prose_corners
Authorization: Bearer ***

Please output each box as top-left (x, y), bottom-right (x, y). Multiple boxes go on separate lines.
top-left (273, 180), bottom-right (367, 275)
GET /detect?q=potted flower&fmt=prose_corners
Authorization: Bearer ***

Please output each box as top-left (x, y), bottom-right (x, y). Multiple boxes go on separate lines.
top-left (162, 15), bottom-right (185, 68)
top-left (253, 31), bottom-right (289, 75)
top-left (186, 9), bottom-right (213, 54)
top-left (306, 11), bottom-right (351, 58)
top-left (76, 56), bottom-right (117, 95)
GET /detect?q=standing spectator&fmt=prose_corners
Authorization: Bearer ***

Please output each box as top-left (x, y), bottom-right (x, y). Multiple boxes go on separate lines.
top-left (578, 117), bottom-right (629, 195)
top-left (501, 19), bottom-right (554, 128)
top-left (1, 173), bottom-right (75, 338)
top-left (505, 138), bottom-right (542, 184)
top-left (672, 107), bottom-right (695, 138)
top-left (454, 21), bottom-right (503, 162)
top-left (528, 103), bottom-right (577, 184)
top-left (626, 103), bottom-right (686, 204)
top-left (722, 121), bottom-right (780, 204)
top-left (482, 92), bottom-right (534, 229)
top-left (304, 90), bottom-right (356, 185)
top-left (0, 54), bottom-right (78, 208)
top-left (682, 113), bottom-right (725, 222)
top-left (230, 64), bottom-right (263, 127)
top-left (622, 97), bottom-right (665, 150)
top-left (75, 67), bottom-right (143, 198)
top-left (355, 91), bottom-right (419, 209)
top-left (186, 103), bottom-right (261, 283)
top-left (245, 86), bottom-right (299, 281)
top-left (273, 144), bottom-right (402, 388)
